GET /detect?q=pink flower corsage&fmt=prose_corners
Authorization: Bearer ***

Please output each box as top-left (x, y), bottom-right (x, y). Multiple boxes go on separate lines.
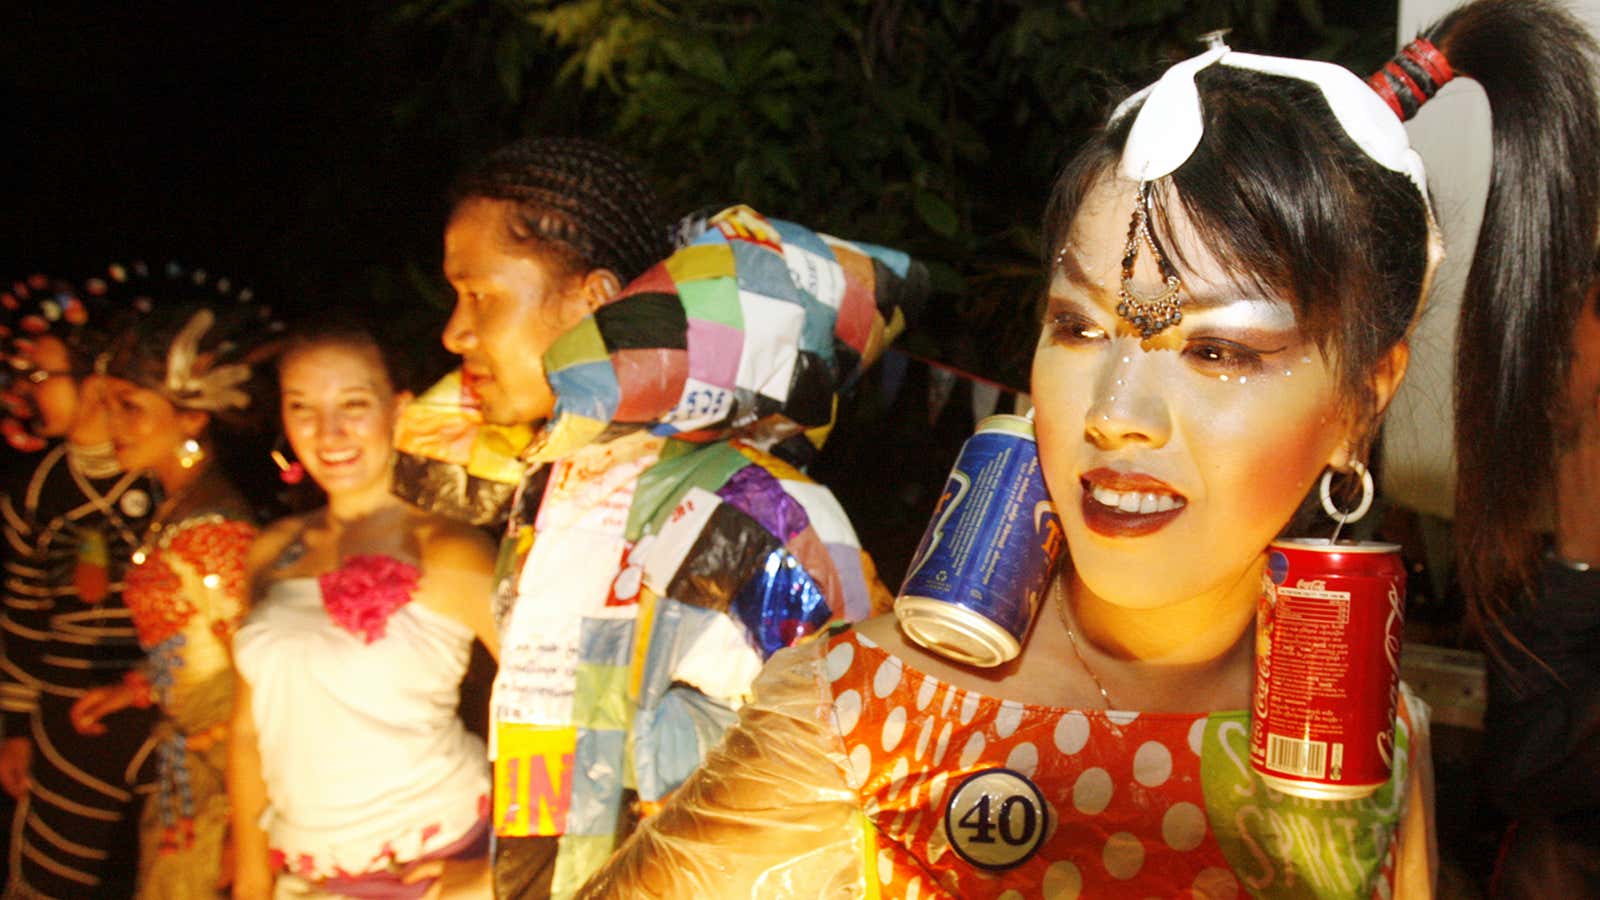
top-left (319, 554), bottom-right (421, 644)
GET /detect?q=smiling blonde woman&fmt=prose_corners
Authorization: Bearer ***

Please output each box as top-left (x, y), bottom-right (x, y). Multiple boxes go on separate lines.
top-left (228, 326), bottom-right (499, 900)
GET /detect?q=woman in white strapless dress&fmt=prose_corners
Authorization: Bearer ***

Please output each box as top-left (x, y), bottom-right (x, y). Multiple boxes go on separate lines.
top-left (229, 326), bottom-right (499, 900)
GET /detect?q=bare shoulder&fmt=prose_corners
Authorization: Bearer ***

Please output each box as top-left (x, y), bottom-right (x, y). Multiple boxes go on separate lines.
top-left (412, 512), bottom-right (497, 576)
top-left (246, 514), bottom-right (310, 575)
top-left (406, 509), bottom-right (497, 641)
top-left (854, 612), bottom-right (907, 648)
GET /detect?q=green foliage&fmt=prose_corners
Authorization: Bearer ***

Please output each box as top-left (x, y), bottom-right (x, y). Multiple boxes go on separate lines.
top-left (394, 0), bottom-right (1395, 387)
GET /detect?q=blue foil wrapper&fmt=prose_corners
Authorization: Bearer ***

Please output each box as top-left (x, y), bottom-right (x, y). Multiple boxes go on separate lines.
top-left (732, 548), bottom-right (833, 657)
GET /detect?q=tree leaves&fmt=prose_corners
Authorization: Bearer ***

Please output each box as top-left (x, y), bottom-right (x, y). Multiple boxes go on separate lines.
top-left (392, 0), bottom-right (1395, 387)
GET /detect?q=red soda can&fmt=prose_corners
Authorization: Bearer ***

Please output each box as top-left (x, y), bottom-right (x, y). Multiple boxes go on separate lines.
top-left (1250, 538), bottom-right (1406, 800)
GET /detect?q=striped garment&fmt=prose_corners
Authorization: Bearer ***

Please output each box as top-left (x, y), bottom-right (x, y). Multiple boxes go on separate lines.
top-left (1, 441), bottom-right (157, 899)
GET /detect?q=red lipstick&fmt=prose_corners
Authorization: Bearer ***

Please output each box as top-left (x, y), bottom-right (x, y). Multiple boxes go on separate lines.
top-left (1079, 467), bottom-right (1187, 538)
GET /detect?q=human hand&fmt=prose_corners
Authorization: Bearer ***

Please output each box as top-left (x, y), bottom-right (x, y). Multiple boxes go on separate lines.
top-left (70, 684), bottom-right (137, 736)
top-left (0, 737), bottom-right (31, 799)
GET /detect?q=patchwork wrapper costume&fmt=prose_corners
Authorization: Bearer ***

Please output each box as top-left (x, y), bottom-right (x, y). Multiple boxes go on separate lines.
top-left (410, 205), bottom-right (924, 897)
top-left (391, 371), bottom-right (529, 528)
top-left (578, 626), bottom-right (1432, 899)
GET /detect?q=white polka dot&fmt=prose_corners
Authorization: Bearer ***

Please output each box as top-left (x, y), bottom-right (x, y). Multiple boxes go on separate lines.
top-left (1102, 832), bottom-right (1145, 879)
top-left (1005, 742), bottom-right (1039, 778)
top-left (959, 691), bottom-right (981, 724)
top-left (915, 715), bottom-right (934, 760)
top-left (1161, 801), bottom-right (1206, 851)
top-left (905, 876), bottom-right (922, 900)
top-left (1188, 717), bottom-right (1207, 755)
top-left (877, 849), bottom-right (893, 884)
top-left (940, 686), bottom-right (955, 717)
top-left (1193, 866), bottom-right (1239, 898)
top-left (874, 656), bottom-right (904, 698)
top-left (925, 834), bottom-right (949, 867)
top-left (904, 810), bottom-right (924, 845)
top-left (917, 676), bottom-right (937, 710)
top-left (933, 722), bottom-right (953, 765)
top-left (1054, 712), bottom-right (1091, 754)
top-left (825, 641), bottom-right (854, 681)
top-left (885, 756), bottom-right (911, 800)
top-left (1133, 741), bottom-right (1173, 787)
top-left (1073, 767), bottom-right (1113, 814)
top-left (995, 701), bottom-right (1024, 737)
top-left (833, 689), bottom-right (862, 736)
top-left (882, 706), bottom-right (907, 751)
top-left (846, 744), bottom-right (872, 789)
top-left (926, 771), bottom-right (950, 810)
top-left (1042, 860), bottom-right (1082, 899)
top-left (959, 732), bottom-right (987, 768)
top-left (1106, 709), bottom-right (1140, 725)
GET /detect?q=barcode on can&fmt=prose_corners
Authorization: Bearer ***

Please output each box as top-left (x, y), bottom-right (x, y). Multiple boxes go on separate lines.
top-left (1266, 734), bottom-right (1328, 778)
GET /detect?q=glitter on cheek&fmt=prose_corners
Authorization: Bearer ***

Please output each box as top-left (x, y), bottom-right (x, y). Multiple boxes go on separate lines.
top-left (1219, 375), bottom-right (1229, 382)
top-left (1238, 376), bottom-right (1248, 384)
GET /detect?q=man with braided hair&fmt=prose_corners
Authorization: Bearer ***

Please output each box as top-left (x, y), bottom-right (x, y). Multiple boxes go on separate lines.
top-left (414, 136), bottom-right (915, 898)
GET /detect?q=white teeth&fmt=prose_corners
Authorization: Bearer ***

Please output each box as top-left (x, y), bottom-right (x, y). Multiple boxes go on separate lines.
top-left (319, 449), bottom-right (358, 464)
top-left (1089, 485), bottom-right (1185, 514)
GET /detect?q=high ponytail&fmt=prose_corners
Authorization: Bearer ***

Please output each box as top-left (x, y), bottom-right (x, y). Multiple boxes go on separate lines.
top-left (1432, 0), bottom-right (1600, 643)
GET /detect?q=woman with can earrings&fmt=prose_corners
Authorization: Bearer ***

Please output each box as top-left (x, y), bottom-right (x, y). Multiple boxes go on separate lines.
top-left (227, 323), bottom-right (498, 899)
top-left (67, 296), bottom-right (273, 899)
top-left (577, 2), bottom-right (1600, 896)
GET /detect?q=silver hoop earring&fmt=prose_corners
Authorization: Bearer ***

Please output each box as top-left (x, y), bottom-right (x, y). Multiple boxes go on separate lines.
top-left (1319, 459), bottom-right (1373, 524)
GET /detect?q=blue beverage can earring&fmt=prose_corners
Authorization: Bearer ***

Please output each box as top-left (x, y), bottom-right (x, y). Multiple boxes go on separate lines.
top-left (895, 413), bottom-right (1065, 667)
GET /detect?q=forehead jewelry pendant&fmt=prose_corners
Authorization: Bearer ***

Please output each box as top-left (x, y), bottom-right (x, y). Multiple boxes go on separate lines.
top-left (1117, 184), bottom-right (1185, 340)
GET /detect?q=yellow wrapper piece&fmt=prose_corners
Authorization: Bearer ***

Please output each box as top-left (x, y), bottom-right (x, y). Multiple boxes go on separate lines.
top-left (494, 724), bottom-right (578, 838)
top-left (394, 369), bottom-right (529, 482)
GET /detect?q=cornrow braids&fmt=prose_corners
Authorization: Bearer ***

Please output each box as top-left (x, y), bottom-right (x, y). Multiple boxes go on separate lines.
top-left (449, 137), bottom-right (671, 284)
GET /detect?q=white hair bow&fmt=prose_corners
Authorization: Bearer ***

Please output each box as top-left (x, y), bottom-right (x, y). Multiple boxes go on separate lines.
top-left (1113, 42), bottom-right (1431, 213)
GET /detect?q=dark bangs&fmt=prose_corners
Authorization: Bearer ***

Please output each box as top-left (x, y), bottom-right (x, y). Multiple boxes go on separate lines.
top-left (1046, 67), bottom-right (1431, 427)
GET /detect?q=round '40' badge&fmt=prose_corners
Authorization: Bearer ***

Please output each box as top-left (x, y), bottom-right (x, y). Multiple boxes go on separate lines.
top-left (944, 767), bottom-right (1051, 871)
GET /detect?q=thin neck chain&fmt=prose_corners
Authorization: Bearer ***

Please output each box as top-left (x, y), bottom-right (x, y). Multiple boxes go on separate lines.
top-left (1056, 593), bottom-right (1114, 710)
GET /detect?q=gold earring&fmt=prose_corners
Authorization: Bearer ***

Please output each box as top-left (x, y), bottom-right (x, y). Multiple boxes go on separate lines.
top-left (176, 438), bottom-right (205, 469)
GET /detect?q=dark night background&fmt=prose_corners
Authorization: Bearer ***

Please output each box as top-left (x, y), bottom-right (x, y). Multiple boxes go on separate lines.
top-left (4, 3), bottom-right (463, 359)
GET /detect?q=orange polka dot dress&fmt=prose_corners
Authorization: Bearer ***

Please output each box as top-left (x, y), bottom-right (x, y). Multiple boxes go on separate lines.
top-left (824, 627), bottom-right (1418, 899)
